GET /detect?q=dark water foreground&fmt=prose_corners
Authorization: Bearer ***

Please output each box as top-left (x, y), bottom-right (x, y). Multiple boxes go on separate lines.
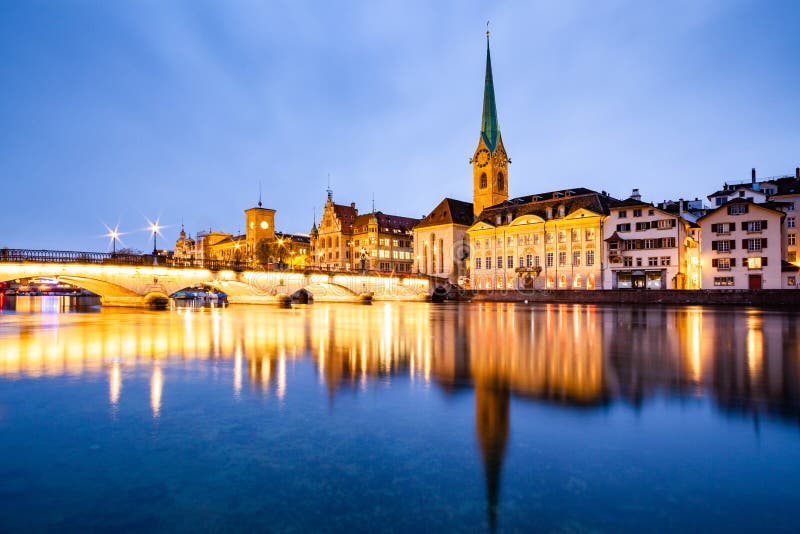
top-left (1, 298), bottom-right (799, 532)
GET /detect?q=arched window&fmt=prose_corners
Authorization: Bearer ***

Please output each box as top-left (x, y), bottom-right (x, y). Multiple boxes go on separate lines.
top-left (480, 173), bottom-right (488, 189)
top-left (497, 172), bottom-right (504, 191)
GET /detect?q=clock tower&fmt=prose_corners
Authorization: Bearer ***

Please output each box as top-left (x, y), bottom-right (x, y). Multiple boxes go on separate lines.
top-left (472, 31), bottom-right (509, 218)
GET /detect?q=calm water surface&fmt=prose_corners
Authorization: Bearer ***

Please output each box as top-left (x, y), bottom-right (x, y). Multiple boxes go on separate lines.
top-left (1, 298), bottom-right (800, 532)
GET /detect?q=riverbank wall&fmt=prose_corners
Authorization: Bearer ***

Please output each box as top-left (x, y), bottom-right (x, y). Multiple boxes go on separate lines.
top-left (468, 289), bottom-right (800, 307)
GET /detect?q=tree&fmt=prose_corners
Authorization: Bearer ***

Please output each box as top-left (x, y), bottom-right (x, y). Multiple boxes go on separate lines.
top-left (255, 238), bottom-right (277, 265)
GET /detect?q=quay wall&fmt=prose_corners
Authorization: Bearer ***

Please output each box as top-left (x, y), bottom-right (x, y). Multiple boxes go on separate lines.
top-left (469, 289), bottom-right (800, 307)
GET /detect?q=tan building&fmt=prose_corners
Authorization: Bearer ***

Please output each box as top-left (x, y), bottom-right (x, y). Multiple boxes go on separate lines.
top-left (698, 199), bottom-right (786, 289)
top-left (412, 198), bottom-right (473, 283)
top-left (604, 190), bottom-right (701, 289)
top-left (312, 191), bottom-right (418, 273)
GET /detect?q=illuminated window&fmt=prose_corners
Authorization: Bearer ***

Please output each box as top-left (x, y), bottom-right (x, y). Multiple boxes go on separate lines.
top-left (747, 257), bottom-right (762, 269)
top-left (507, 256), bottom-right (513, 269)
top-left (585, 228), bottom-right (595, 241)
top-left (586, 250), bottom-right (595, 266)
top-left (558, 252), bottom-right (567, 266)
top-left (789, 276), bottom-right (796, 286)
top-left (559, 274), bottom-right (567, 288)
top-left (572, 229), bottom-right (581, 242)
top-left (572, 250), bottom-right (581, 266)
top-left (475, 258), bottom-right (481, 270)
top-left (546, 253), bottom-right (554, 267)
top-left (789, 233), bottom-right (796, 246)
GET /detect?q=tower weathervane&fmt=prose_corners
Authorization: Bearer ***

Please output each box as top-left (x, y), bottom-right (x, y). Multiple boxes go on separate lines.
top-left (486, 20), bottom-right (490, 39)
top-left (258, 181), bottom-right (262, 208)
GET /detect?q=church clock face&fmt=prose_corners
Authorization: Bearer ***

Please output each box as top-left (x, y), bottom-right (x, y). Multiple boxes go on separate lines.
top-left (475, 148), bottom-right (490, 168)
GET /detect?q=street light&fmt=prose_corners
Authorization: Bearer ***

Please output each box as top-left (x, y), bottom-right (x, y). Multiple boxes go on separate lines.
top-left (151, 222), bottom-right (160, 255)
top-left (110, 229), bottom-right (119, 255)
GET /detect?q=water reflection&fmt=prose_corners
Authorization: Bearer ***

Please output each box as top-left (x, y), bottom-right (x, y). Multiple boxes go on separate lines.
top-left (2, 302), bottom-right (800, 528)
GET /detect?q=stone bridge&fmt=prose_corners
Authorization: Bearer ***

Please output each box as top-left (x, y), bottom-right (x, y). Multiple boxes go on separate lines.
top-left (0, 250), bottom-right (430, 307)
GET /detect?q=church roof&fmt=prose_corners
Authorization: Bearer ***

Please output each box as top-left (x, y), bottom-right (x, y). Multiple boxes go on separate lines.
top-left (415, 198), bottom-right (475, 230)
top-left (481, 36), bottom-right (500, 153)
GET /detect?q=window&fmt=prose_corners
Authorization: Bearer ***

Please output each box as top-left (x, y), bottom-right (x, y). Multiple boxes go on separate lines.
top-left (789, 251), bottom-right (797, 263)
top-left (716, 197), bottom-right (726, 206)
top-left (546, 232), bottom-right (554, 244)
top-left (497, 256), bottom-right (503, 269)
top-left (727, 204), bottom-right (748, 215)
top-left (633, 209), bottom-right (642, 217)
top-left (635, 222), bottom-right (651, 231)
top-left (636, 258), bottom-right (643, 267)
top-left (519, 256), bottom-right (524, 268)
top-left (546, 253), bottom-right (554, 267)
top-left (572, 229), bottom-right (581, 242)
top-left (479, 173), bottom-right (487, 189)
top-left (533, 234), bottom-right (540, 245)
top-left (619, 210), bottom-right (628, 218)
top-left (644, 239), bottom-right (656, 249)
top-left (617, 223), bottom-right (631, 232)
top-left (558, 231), bottom-right (567, 243)
top-left (716, 240), bottom-right (730, 253)
top-left (525, 254), bottom-right (532, 268)
top-left (747, 257), bottom-right (762, 269)
top-left (789, 217), bottom-right (796, 228)
top-left (497, 172), bottom-right (504, 191)
top-left (789, 276), bottom-right (797, 286)
top-left (746, 221), bottom-right (762, 232)
top-left (717, 258), bottom-right (731, 270)
top-left (534, 255), bottom-right (540, 267)
top-left (558, 252), bottom-right (567, 266)
top-left (714, 277), bottom-right (735, 286)
top-left (474, 240), bottom-right (481, 249)
top-left (585, 228), bottom-right (595, 241)
top-left (485, 256), bottom-right (491, 269)
top-left (661, 256), bottom-right (671, 266)
top-left (712, 222), bottom-right (731, 234)
top-left (788, 203), bottom-right (795, 212)
top-left (663, 237), bottom-right (676, 248)
top-left (789, 233), bottom-right (796, 246)
top-left (646, 257), bottom-right (657, 266)
top-left (572, 251), bottom-right (581, 266)
top-left (746, 239), bottom-right (762, 252)
top-left (586, 250), bottom-right (595, 266)
top-left (648, 209), bottom-right (655, 216)
top-left (507, 236), bottom-right (514, 246)
top-left (657, 219), bottom-right (675, 229)
top-left (507, 256), bottom-right (513, 269)
top-left (623, 256), bottom-right (633, 267)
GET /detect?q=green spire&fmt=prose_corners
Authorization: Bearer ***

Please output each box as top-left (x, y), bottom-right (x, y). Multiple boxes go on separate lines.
top-left (481, 33), bottom-right (500, 153)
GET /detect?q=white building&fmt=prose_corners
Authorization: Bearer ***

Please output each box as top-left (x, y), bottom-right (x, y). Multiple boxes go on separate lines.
top-left (603, 191), bottom-right (700, 289)
top-left (412, 198), bottom-right (474, 284)
top-left (697, 199), bottom-right (786, 289)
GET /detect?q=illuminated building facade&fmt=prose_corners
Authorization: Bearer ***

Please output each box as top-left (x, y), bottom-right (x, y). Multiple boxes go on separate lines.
top-left (698, 198), bottom-right (788, 289)
top-left (175, 201), bottom-right (311, 268)
top-left (468, 189), bottom-right (618, 290)
top-left (311, 191), bottom-right (418, 273)
top-left (412, 198), bottom-right (473, 283)
top-left (604, 189), bottom-right (701, 289)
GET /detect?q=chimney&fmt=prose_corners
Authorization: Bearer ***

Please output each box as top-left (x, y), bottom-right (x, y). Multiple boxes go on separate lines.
top-left (796, 167), bottom-right (799, 180)
top-left (631, 188), bottom-right (641, 201)
top-left (678, 198), bottom-right (684, 217)
top-left (751, 168), bottom-right (756, 184)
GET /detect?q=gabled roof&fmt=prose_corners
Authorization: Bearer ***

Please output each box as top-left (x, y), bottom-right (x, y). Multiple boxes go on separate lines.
top-left (353, 212), bottom-right (420, 233)
top-left (613, 197), bottom-right (651, 208)
top-left (414, 198), bottom-right (474, 230)
top-left (782, 260), bottom-right (800, 273)
top-left (332, 203), bottom-right (357, 226)
top-left (697, 197), bottom-right (788, 221)
top-left (772, 176), bottom-right (800, 196)
top-left (604, 231), bottom-right (627, 242)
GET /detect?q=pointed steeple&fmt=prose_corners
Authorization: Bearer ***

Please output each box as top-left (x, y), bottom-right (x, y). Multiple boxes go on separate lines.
top-left (481, 30), bottom-right (500, 154)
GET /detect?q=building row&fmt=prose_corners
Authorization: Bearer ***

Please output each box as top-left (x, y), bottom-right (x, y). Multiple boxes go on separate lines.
top-left (172, 32), bottom-right (799, 291)
top-left (412, 33), bottom-right (800, 291)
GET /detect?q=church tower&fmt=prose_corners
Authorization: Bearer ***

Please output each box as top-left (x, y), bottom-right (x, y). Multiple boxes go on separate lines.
top-left (472, 30), bottom-right (509, 218)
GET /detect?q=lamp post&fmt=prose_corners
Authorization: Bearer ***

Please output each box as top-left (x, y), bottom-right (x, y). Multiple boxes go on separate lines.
top-left (110, 229), bottom-right (119, 255)
top-left (151, 222), bottom-right (160, 255)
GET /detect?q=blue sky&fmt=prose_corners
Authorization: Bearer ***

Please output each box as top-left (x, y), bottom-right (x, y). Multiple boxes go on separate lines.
top-left (1, 0), bottom-right (798, 251)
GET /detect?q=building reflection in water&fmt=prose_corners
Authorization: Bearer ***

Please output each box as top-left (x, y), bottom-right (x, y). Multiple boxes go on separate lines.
top-left (2, 302), bottom-right (800, 526)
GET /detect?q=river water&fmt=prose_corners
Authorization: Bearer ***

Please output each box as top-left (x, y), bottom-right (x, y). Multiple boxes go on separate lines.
top-left (1, 297), bottom-right (799, 532)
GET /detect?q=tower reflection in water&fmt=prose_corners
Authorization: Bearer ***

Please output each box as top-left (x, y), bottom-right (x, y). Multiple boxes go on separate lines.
top-left (2, 302), bottom-right (800, 525)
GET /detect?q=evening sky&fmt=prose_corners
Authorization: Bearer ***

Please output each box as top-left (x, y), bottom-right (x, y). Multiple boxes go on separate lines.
top-left (1, 0), bottom-right (798, 251)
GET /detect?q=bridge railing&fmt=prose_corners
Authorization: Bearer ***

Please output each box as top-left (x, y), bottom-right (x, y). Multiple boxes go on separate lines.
top-left (0, 249), bottom-right (248, 272)
top-left (0, 249), bottom-right (428, 281)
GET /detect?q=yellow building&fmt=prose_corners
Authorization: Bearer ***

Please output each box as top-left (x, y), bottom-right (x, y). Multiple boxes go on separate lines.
top-left (175, 200), bottom-right (311, 269)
